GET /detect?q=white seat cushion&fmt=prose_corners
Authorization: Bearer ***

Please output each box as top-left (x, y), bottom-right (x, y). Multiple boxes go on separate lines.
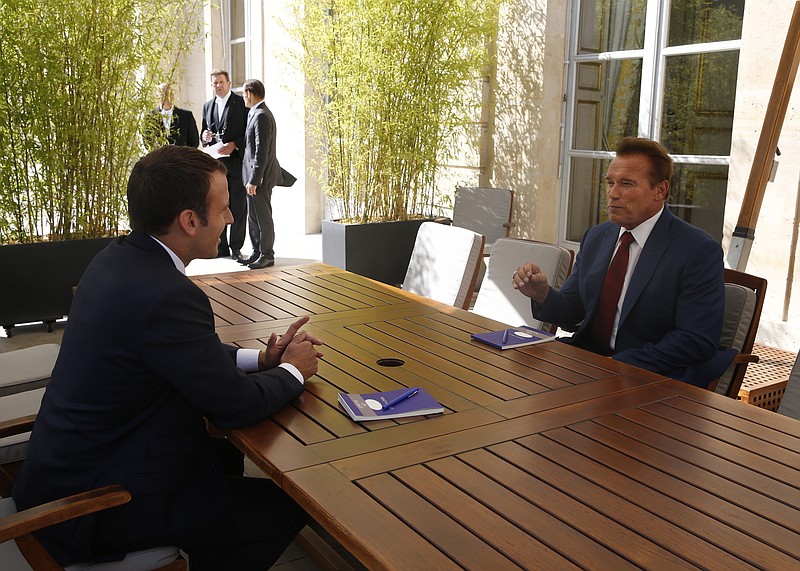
top-left (0, 388), bottom-right (46, 464)
top-left (0, 344), bottom-right (59, 397)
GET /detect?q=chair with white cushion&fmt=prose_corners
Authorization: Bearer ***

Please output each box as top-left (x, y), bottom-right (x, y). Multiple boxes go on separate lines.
top-left (712, 269), bottom-right (766, 398)
top-left (451, 187), bottom-right (514, 255)
top-left (471, 239), bottom-right (573, 331)
top-left (0, 344), bottom-right (60, 472)
top-left (0, 415), bottom-right (186, 571)
top-left (401, 222), bottom-right (485, 309)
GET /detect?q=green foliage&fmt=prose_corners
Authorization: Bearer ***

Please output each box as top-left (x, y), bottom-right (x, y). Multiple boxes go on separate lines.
top-left (290, 0), bottom-right (500, 223)
top-left (0, 0), bottom-right (204, 243)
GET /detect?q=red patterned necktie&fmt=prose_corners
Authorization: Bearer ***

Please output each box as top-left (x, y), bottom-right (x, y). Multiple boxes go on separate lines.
top-left (590, 231), bottom-right (634, 353)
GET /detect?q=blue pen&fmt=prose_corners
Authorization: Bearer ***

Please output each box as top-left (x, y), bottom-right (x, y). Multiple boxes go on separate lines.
top-left (382, 388), bottom-right (419, 410)
top-left (502, 329), bottom-right (509, 344)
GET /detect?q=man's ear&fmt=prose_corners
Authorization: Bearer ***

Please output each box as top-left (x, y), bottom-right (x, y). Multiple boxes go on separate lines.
top-left (177, 209), bottom-right (199, 236)
top-left (655, 180), bottom-right (669, 201)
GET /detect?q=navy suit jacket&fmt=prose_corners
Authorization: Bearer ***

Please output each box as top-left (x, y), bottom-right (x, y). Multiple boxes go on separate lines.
top-left (534, 207), bottom-right (734, 386)
top-left (13, 232), bottom-right (303, 563)
top-left (202, 92), bottom-right (247, 179)
top-left (242, 102), bottom-right (281, 190)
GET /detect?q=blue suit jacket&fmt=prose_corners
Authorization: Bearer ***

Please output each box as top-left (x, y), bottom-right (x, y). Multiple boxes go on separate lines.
top-left (534, 207), bottom-right (734, 386)
top-left (13, 232), bottom-right (303, 563)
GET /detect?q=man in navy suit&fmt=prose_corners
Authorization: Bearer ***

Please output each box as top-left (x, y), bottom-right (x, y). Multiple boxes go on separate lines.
top-left (513, 137), bottom-right (733, 387)
top-left (13, 146), bottom-right (323, 569)
top-left (240, 79), bottom-right (282, 269)
top-left (201, 69), bottom-right (248, 260)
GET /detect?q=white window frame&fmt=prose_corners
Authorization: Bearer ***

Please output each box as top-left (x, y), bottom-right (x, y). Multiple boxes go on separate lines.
top-left (558, 0), bottom-right (742, 248)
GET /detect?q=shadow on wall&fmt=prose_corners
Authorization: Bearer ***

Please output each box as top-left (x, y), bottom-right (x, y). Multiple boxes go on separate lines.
top-left (493, 0), bottom-right (550, 239)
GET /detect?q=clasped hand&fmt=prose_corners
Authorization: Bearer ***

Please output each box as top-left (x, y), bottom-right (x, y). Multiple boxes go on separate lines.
top-left (258, 316), bottom-right (324, 379)
top-left (512, 263), bottom-right (551, 305)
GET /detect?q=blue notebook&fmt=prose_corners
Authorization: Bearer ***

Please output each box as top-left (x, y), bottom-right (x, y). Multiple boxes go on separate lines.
top-left (471, 326), bottom-right (556, 349)
top-left (338, 387), bottom-right (444, 421)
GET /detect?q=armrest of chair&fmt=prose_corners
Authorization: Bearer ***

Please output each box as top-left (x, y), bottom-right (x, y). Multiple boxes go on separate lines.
top-left (0, 414), bottom-right (36, 440)
top-left (0, 485), bottom-right (131, 544)
top-left (732, 353), bottom-right (759, 365)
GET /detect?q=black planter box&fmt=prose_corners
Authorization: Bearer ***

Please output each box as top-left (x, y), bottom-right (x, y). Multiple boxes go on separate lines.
top-left (0, 237), bottom-right (115, 335)
top-left (322, 219), bottom-right (429, 285)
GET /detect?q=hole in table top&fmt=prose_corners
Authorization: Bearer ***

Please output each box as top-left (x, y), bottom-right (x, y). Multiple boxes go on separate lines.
top-left (376, 358), bottom-right (405, 367)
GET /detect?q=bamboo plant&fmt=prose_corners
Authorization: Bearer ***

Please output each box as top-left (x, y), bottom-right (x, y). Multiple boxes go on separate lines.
top-left (291, 0), bottom-right (501, 223)
top-left (0, 0), bottom-right (203, 243)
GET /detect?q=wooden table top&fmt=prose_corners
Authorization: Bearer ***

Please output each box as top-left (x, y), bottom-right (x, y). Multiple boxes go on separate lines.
top-left (195, 263), bottom-right (800, 570)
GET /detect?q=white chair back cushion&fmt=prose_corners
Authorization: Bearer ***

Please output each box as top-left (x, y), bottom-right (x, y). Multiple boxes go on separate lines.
top-left (472, 239), bottom-right (572, 328)
top-left (1, 497), bottom-right (180, 571)
top-left (452, 187), bottom-right (513, 253)
top-left (777, 351), bottom-right (800, 420)
top-left (402, 222), bottom-right (484, 309)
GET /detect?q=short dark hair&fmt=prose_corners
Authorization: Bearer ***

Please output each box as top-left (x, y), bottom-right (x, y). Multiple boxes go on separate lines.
top-left (243, 79), bottom-right (265, 100)
top-left (127, 146), bottom-right (227, 235)
top-left (210, 69), bottom-right (230, 82)
top-left (615, 137), bottom-right (674, 186)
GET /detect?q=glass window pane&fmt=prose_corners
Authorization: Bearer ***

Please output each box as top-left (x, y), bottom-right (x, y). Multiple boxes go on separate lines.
top-left (578, 0), bottom-right (648, 55)
top-left (668, 163), bottom-right (728, 241)
top-left (660, 51), bottom-right (739, 155)
top-left (231, 43), bottom-right (246, 87)
top-left (567, 156), bottom-right (611, 242)
top-left (573, 60), bottom-right (642, 151)
top-left (668, 0), bottom-right (744, 46)
top-left (230, 0), bottom-right (245, 39)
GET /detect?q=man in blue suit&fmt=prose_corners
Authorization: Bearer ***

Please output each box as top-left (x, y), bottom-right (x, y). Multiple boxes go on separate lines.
top-left (13, 146), bottom-right (323, 569)
top-left (513, 137), bottom-right (733, 387)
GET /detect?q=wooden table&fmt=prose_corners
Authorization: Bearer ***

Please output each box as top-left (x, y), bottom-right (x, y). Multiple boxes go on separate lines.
top-left (195, 263), bottom-right (800, 571)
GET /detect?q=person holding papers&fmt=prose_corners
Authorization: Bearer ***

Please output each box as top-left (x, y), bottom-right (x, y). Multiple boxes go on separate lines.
top-left (201, 69), bottom-right (248, 260)
top-left (512, 137), bottom-right (733, 388)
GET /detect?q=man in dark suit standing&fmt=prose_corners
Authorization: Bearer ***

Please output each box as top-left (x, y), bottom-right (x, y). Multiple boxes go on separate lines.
top-left (13, 146), bottom-right (323, 569)
top-left (146, 83), bottom-right (199, 149)
top-left (201, 69), bottom-right (247, 260)
top-left (513, 137), bottom-right (734, 387)
top-left (240, 79), bottom-right (282, 269)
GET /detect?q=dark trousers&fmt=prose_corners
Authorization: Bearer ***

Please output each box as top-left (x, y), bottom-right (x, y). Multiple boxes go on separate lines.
top-left (247, 185), bottom-right (275, 260)
top-left (219, 174), bottom-right (247, 254)
top-left (94, 440), bottom-right (306, 570)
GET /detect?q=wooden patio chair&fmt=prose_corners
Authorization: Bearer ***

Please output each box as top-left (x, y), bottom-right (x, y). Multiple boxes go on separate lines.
top-left (711, 269), bottom-right (767, 398)
top-left (0, 415), bottom-right (187, 571)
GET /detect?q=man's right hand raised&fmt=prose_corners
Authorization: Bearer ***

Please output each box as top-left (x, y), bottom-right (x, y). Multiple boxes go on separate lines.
top-left (512, 263), bottom-right (551, 305)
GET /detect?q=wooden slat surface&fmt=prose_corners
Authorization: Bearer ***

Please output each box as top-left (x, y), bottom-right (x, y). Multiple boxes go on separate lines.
top-left (202, 264), bottom-right (800, 570)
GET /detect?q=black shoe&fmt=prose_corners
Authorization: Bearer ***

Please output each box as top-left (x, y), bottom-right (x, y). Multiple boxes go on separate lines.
top-left (248, 255), bottom-right (275, 269)
top-left (238, 252), bottom-right (259, 265)
top-left (231, 249), bottom-right (242, 260)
